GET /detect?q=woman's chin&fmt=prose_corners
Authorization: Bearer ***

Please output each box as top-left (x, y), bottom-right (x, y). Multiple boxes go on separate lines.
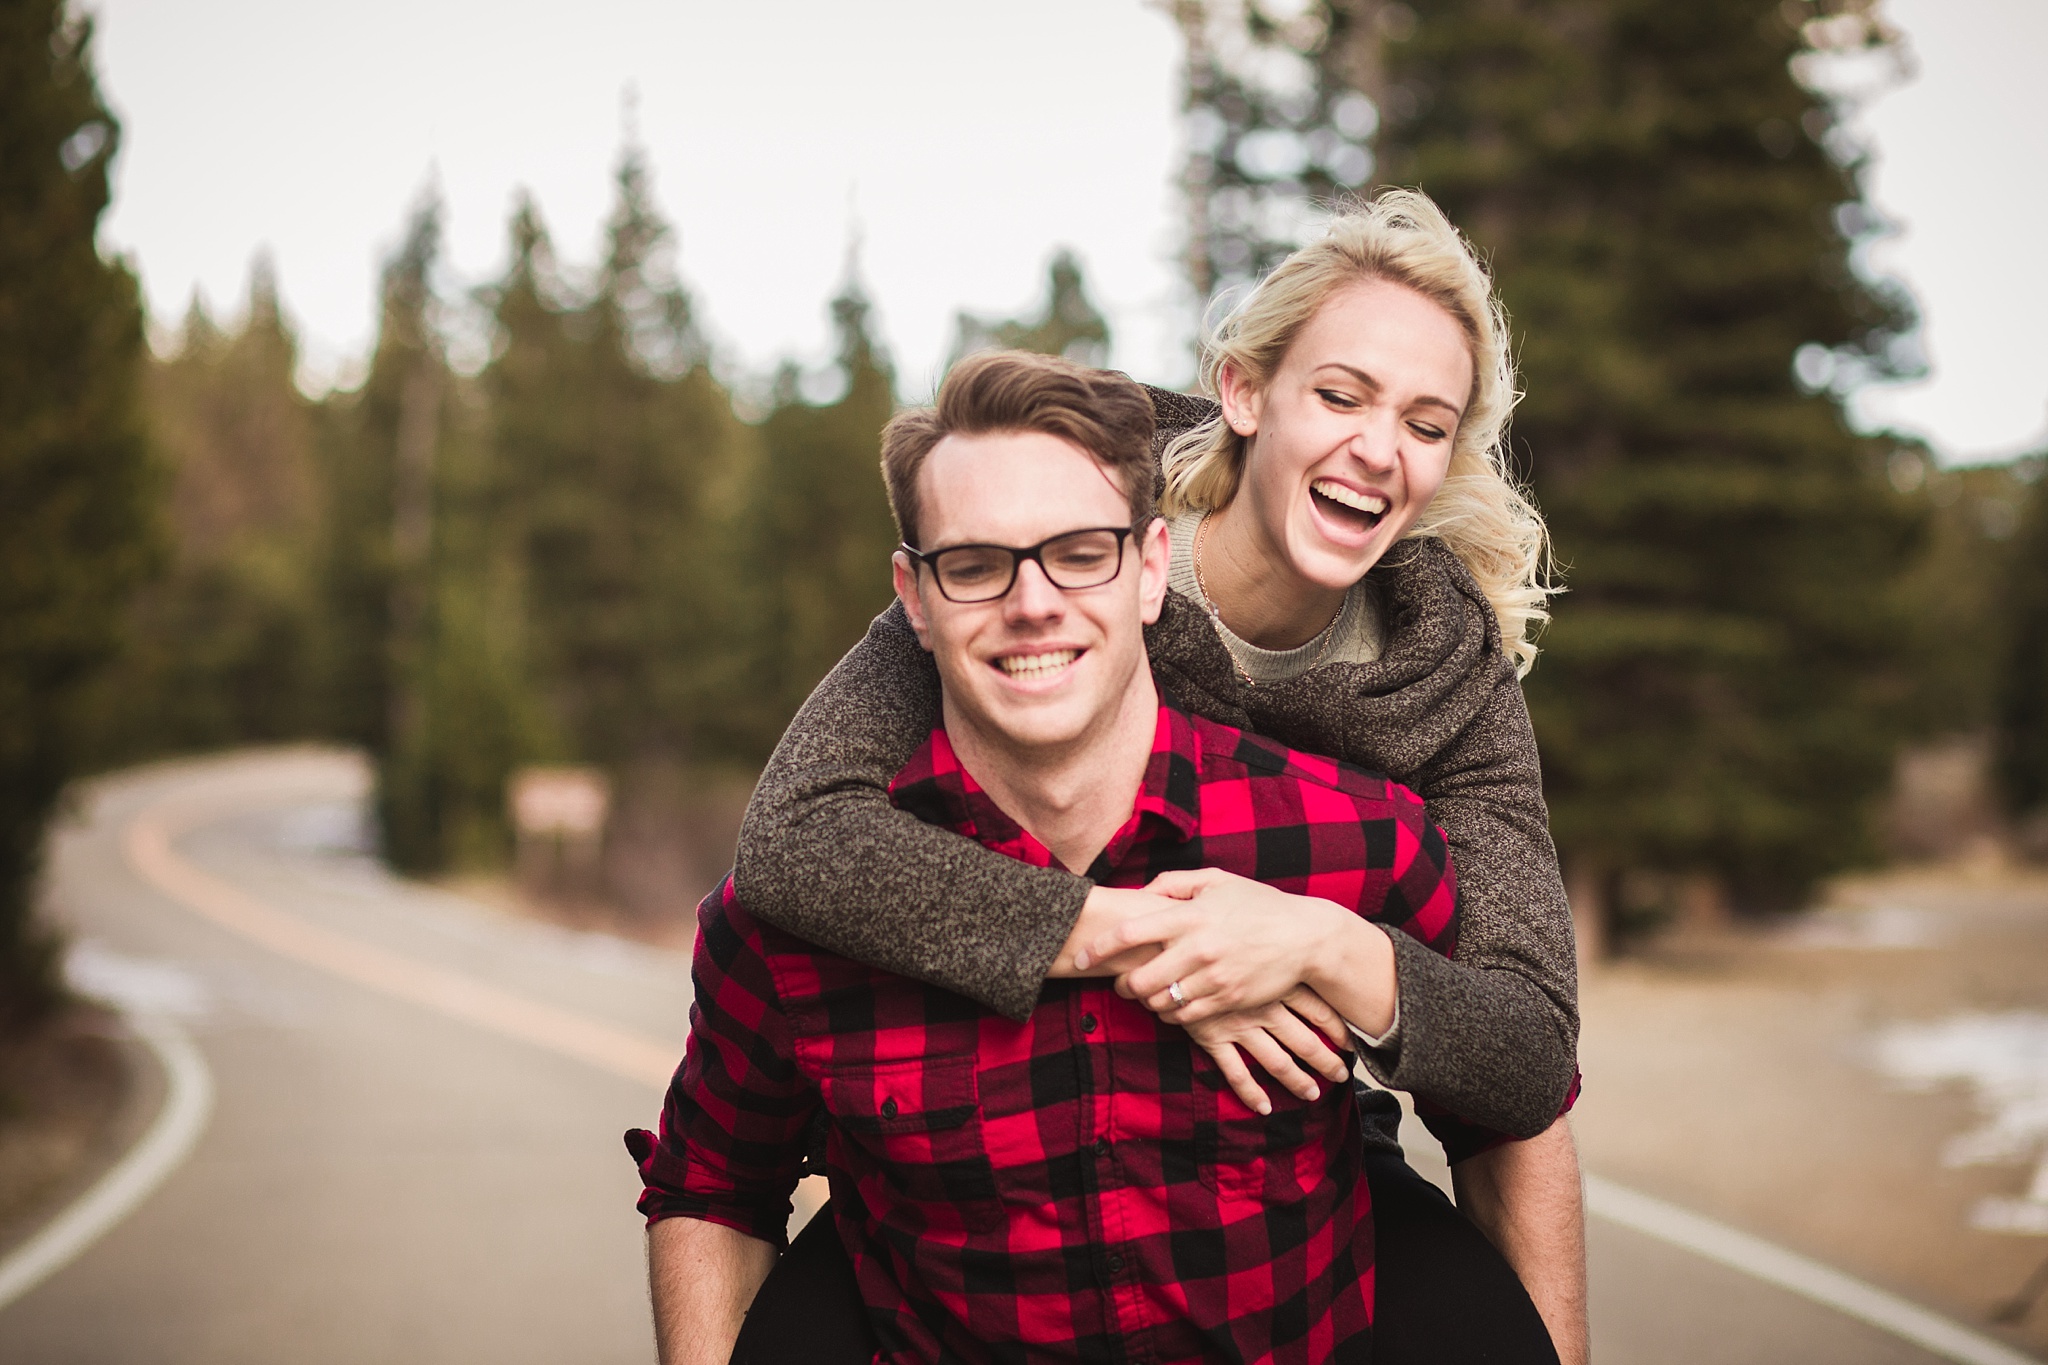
top-left (1291, 521), bottom-right (1388, 588)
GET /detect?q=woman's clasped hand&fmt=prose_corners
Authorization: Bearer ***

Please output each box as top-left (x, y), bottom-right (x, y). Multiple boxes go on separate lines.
top-left (1069, 867), bottom-right (1401, 1114)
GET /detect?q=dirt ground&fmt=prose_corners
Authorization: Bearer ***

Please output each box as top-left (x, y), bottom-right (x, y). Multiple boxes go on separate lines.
top-left (0, 1004), bottom-right (148, 1254)
top-left (1571, 859), bottom-right (2048, 1352)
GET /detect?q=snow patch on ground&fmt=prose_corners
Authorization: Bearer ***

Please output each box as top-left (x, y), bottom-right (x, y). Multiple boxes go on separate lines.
top-left (1874, 1012), bottom-right (2048, 1235)
top-left (65, 941), bottom-right (210, 1019)
top-left (1782, 903), bottom-right (1945, 950)
top-left (267, 800), bottom-right (374, 856)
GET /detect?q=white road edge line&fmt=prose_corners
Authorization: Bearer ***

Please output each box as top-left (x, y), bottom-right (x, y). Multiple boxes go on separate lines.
top-left (1585, 1175), bottom-right (2043, 1365)
top-left (0, 1009), bottom-right (215, 1314)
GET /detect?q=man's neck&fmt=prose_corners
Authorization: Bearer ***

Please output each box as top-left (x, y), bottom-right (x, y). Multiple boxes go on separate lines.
top-left (942, 669), bottom-right (1162, 875)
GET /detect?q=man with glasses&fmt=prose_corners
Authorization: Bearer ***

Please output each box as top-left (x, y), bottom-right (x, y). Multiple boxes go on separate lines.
top-left (631, 351), bottom-right (1507, 1363)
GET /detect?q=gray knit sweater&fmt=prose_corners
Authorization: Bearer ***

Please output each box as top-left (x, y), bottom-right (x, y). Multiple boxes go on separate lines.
top-left (732, 390), bottom-right (1579, 1139)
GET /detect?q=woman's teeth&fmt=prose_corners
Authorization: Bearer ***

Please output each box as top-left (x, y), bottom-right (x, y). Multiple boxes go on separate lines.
top-left (1310, 479), bottom-right (1389, 518)
top-left (997, 649), bottom-right (1079, 680)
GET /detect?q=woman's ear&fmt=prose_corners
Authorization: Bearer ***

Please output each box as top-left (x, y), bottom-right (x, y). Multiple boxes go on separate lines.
top-left (1215, 362), bottom-right (1263, 438)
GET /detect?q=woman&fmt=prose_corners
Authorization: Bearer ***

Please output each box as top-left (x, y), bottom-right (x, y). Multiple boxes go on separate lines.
top-left (729, 189), bottom-right (1580, 1365)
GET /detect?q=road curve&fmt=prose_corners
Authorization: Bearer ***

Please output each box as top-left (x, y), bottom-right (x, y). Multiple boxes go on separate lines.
top-left (0, 748), bottom-right (2021, 1363)
top-left (0, 750), bottom-right (689, 1363)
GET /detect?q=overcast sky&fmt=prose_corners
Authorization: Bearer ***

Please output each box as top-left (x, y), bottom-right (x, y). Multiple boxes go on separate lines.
top-left (89, 0), bottom-right (2048, 462)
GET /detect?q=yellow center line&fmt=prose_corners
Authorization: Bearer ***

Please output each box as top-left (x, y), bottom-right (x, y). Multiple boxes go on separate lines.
top-left (122, 802), bottom-right (680, 1091)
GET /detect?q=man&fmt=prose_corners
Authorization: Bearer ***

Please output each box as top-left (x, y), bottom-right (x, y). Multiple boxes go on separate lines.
top-left (631, 352), bottom-right (1576, 1363)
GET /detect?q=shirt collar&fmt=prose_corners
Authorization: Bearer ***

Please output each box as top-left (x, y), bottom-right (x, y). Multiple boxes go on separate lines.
top-left (887, 689), bottom-right (1204, 872)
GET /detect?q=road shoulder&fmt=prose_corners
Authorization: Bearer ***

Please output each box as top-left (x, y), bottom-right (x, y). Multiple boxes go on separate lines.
top-left (1573, 866), bottom-right (2048, 1356)
top-left (0, 1003), bottom-right (155, 1259)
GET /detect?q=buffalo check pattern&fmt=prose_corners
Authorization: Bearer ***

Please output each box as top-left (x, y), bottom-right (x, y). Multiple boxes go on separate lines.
top-left (631, 700), bottom-right (1498, 1364)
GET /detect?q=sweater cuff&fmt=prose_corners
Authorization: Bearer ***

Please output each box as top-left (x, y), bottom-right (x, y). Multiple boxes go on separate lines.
top-left (982, 872), bottom-right (1093, 1021)
top-left (1345, 998), bottom-right (1400, 1052)
top-left (1349, 924), bottom-right (1406, 1076)
top-left (1359, 927), bottom-right (1575, 1138)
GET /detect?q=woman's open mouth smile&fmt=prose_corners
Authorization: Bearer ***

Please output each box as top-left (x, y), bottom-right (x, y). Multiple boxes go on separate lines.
top-left (1309, 478), bottom-right (1389, 538)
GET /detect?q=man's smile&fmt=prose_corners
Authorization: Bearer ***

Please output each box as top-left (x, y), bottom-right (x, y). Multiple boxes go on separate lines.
top-left (992, 647), bottom-right (1083, 682)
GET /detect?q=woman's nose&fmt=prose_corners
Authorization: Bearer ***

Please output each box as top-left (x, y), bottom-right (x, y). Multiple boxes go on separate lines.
top-left (1348, 410), bottom-right (1402, 472)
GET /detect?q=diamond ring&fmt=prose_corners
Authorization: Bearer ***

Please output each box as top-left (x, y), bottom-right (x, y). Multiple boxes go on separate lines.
top-left (1167, 980), bottom-right (1187, 1009)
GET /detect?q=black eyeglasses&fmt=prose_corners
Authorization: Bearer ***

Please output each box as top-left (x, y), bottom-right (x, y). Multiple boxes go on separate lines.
top-left (901, 524), bottom-right (1143, 604)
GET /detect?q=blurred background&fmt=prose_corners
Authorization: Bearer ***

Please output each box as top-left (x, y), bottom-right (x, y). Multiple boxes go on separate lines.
top-left (4, 0), bottom-right (2048, 1361)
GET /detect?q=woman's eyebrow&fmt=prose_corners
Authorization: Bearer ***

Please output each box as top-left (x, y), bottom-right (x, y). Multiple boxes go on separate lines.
top-left (1316, 363), bottom-right (1466, 420)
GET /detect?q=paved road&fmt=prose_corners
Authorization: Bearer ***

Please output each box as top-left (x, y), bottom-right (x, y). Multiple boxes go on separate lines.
top-left (0, 750), bottom-right (1989, 1363)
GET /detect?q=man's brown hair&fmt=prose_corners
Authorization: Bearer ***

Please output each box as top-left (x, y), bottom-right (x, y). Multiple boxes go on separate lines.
top-left (880, 350), bottom-right (1157, 548)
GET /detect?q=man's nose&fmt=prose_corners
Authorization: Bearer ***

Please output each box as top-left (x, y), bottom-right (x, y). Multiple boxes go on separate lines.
top-left (1003, 558), bottom-right (1067, 622)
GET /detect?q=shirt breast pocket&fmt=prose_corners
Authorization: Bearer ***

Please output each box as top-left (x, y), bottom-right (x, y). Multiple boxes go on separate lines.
top-left (1194, 1060), bottom-right (1327, 1204)
top-left (822, 1054), bottom-right (1003, 1235)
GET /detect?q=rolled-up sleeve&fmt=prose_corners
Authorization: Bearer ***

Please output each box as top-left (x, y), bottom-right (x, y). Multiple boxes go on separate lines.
top-left (1415, 1069), bottom-right (1582, 1166)
top-left (626, 881), bottom-right (815, 1248)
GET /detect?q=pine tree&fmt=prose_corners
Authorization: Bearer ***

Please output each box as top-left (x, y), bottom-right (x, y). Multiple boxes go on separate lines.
top-left (475, 192), bottom-right (578, 781)
top-left (1997, 456), bottom-right (2048, 828)
top-left (1890, 452), bottom-right (2030, 743)
top-left (82, 260), bottom-right (324, 764)
top-left (311, 192), bottom-right (488, 870)
top-left (1166, 1), bottom-right (1383, 298)
top-left (1368, 0), bottom-right (1924, 914)
top-left (384, 386), bottom-right (541, 872)
top-left (950, 250), bottom-right (1112, 368)
top-left (739, 268), bottom-right (900, 755)
top-left (318, 195), bottom-right (445, 763)
top-left (491, 152), bottom-right (755, 775)
top-left (529, 147), bottom-right (711, 765)
top-left (342, 192), bottom-right (553, 875)
top-left (0, 1), bottom-right (155, 1021)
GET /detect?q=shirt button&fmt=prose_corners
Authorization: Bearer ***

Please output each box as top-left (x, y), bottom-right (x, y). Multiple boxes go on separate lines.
top-left (1106, 1253), bottom-right (1125, 1274)
top-left (1094, 1138), bottom-right (1111, 1158)
top-left (1081, 1013), bottom-right (1098, 1035)
top-left (880, 1097), bottom-right (898, 1120)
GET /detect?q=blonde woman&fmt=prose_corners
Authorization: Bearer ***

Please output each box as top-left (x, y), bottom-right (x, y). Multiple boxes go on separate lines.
top-left (723, 191), bottom-right (1583, 1365)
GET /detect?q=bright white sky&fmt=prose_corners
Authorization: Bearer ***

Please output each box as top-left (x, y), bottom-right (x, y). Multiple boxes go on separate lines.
top-left (1843, 0), bottom-right (2048, 462)
top-left (89, 0), bottom-right (2048, 462)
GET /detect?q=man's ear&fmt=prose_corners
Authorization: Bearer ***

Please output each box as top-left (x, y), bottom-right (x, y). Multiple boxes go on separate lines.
top-left (1216, 361), bottom-right (1265, 438)
top-left (893, 552), bottom-right (936, 651)
top-left (1136, 517), bottom-right (1171, 626)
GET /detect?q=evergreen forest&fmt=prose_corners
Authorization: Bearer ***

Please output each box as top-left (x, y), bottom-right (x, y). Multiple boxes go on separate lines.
top-left (6, 0), bottom-right (2048, 1018)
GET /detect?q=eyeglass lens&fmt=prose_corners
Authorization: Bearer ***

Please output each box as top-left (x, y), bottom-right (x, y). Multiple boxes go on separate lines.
top-left (931, 529), bottom-right (1126, 603)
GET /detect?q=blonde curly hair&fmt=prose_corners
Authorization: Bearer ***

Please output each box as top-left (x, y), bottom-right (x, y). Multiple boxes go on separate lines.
top-left (1161, 188), bottom-right (1556, 676)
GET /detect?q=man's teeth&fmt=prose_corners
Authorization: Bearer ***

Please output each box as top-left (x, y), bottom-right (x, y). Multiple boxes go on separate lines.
top-left (997, 649), bottom-right (1079, 679)
top-left (1311, 480), bottom-right (1389, 516)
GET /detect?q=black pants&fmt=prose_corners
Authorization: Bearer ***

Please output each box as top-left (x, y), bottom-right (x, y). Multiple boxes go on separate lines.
top-left (1364, 1148), bottom-right (1560, 1364)
top-left (730, 1150), bottom-right (1559, 1364)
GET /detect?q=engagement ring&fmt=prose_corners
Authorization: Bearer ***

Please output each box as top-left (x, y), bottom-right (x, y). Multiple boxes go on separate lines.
top-left (1167, 980), bottom-right (1187, 1008)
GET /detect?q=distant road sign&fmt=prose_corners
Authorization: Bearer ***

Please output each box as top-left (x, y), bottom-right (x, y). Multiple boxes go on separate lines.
top-left (510, 767), bottom-right (610, 838)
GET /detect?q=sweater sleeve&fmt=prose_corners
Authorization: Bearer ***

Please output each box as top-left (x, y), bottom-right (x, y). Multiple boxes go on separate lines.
top-left (730, 602), bottom-right (1093, 1022)
top-left (1357, 660), bottom-right (1580, 1139)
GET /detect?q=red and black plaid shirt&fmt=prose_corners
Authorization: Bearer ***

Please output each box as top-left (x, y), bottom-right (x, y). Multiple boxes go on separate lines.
top-left (633, 700), bottom-right (1506, 1364)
